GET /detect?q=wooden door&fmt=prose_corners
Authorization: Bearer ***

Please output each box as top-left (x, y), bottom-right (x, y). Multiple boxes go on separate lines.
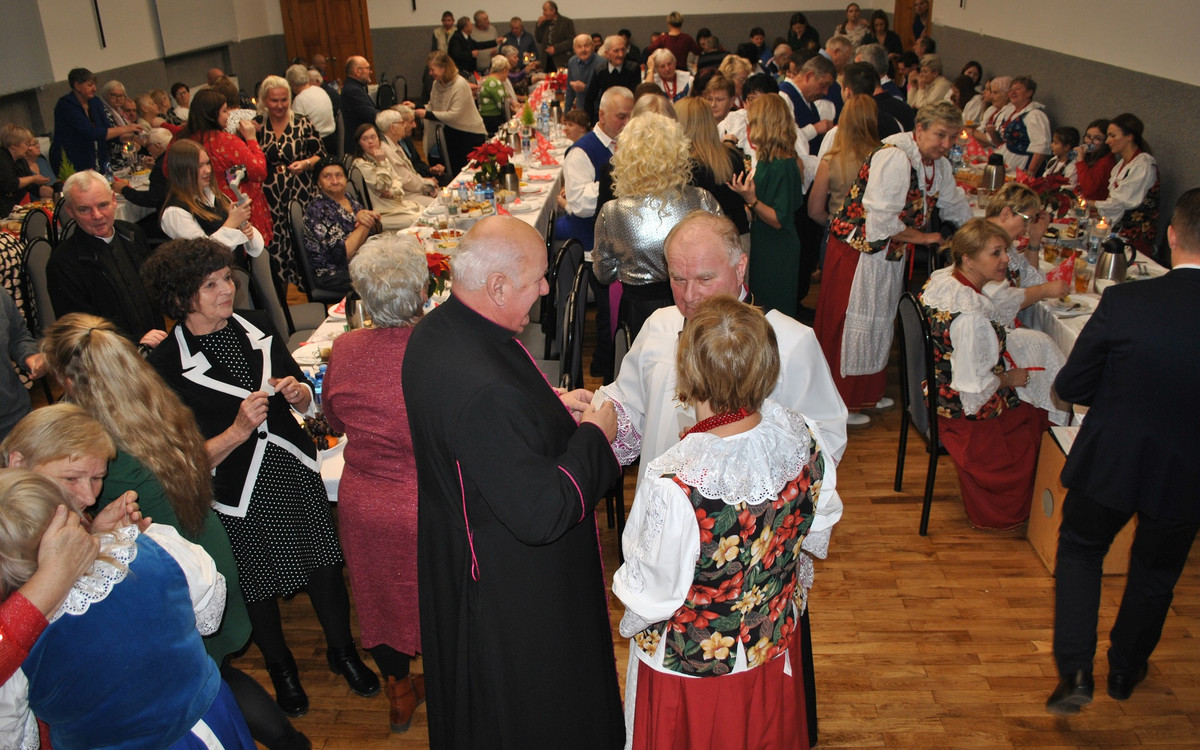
top-left (280, 0), bottom-right (375, 85)
top-left (895, 0), bottom-right (932, 54)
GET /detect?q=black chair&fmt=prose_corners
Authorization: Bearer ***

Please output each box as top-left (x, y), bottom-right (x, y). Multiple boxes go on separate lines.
top-left (392, 75), bottom-right (408, 104)
top-left (51, 197), bottom-right (70, 245)
top-left (288, 200), bottom-right (345, 304)
top-left (22, 237), bottom-right (56, 402)
top-left (432, 124), bottom-right (454, 175)
top-left (611, 320), bottom-right (632, 381)
top-left (58, 219), bottom-right (76, 244)
top-left (605, 321), bottom-right (634, 561)
top-left (542, 238), bottom-right (583, 360)
top-left (375, 76), bottom-right (397, 109)
top-left (559, 261), bottom-right (592, 391)
top-left (20, 208), bottom-right (52, 246)
top-left (894, 292), bottom-right (949, 536)
top-left (334, 110), bottom-right (345, 160)
top-left (246, 245), bottom-right (325, 351)
top-left (346, 165), bottom-right (373, 210)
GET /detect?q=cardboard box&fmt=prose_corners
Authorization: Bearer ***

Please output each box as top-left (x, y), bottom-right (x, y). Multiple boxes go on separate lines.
top-left (1026, 432), bottom-right (1136, 576)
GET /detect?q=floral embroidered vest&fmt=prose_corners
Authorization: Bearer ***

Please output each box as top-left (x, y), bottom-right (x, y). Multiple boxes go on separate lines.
top-left (632, 438), bottom-right (822, 677)
top-left (922, 300), bottom-right (1020, 420)
top-left (1114, 168), bottom-right (1161, 257)
top-left (1001, 109), bottom-right (1033, 156)
top-left (830, 144), bottom-right (932, 261)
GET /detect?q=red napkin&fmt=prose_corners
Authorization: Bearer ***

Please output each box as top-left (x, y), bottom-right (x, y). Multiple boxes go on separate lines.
top-left (496, 203), bottom-right (512, 216)
top-left (1046, 257), bottom-right (1075, 283)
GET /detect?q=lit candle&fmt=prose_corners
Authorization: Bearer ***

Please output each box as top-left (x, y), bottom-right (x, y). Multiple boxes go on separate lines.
top-left (1095, 217), bottom-right (1110, 236)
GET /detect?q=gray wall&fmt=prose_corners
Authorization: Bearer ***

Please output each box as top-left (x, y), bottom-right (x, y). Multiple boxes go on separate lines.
top-left (0, 35), bottom-right (284, 136)
top-left (939, 27), bottom-right (1198, 258)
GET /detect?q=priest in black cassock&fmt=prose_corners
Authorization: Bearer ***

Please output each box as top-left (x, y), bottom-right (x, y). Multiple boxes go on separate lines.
top-left (402, 216), bottom-right (625, 749)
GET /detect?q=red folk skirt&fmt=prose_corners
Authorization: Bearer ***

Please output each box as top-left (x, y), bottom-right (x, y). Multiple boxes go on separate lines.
top-left (938, 402), bottom-right (1050, 530)
top-left (813, 236), bottom-right (888, 410)
top-left (631, 626), bottom-right (809, 750)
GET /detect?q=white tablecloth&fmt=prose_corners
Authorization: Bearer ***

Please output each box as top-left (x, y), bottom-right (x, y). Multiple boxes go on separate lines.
top-left (301, 153), bottom-right (565, 500)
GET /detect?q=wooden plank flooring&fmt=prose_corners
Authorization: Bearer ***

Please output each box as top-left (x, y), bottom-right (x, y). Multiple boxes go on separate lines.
top-left (38, 285), bottom-right (1195, 748)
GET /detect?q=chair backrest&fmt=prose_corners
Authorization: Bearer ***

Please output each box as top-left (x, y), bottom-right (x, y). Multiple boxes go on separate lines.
top-left (612, 321), bottom-right (632, 381)
top-left (896, 292), bottom-right (937, 444)
top-left (57, 218), bottom-right (76, 244)
top-left (289, 200), bottom-right (343, 303)
top-left (20, 208), bottom-right (51, 246)
top-left (346, 165), bottom-right (373, 210)
top-left (23, 237), bottom-right (55, 335)
top-left (334, 109), bottom-right (345, 160)
top-left (432, 123), bottom-right (453, 173)
top-left (51, 197), bottom-right (70, 245)
top-left (246, 247), bottom-right (292, 336)
top-left (393, 75), bottom-right (409, 103)
top-left (375, 79), bottom-right (397, 109)
top-left (542, 238), bottom-right (583, 359)
top-left (559, 262), bottom-right (591, 390)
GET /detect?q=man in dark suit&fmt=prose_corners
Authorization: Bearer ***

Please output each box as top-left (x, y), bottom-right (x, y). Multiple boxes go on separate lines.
top-left (584, 35), bottom-right (641, 122)
top-left (47, 170), bottom-right (165, 349)
top-left (1046, 188), bottom-right (1200, 714)
top-left (403, 216), bottom-right (623, 748)
top-left (341, 56), bottom-right (378, 153)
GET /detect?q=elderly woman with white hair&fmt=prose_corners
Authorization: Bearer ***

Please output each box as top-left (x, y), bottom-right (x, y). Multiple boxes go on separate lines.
top-left (113, 126), bottom-right (172, 218)
top-left (907, 54), bottom-right (952, 110)
top-left (645, 48), bottom-right (692, 102)
top-left (322, 233), bottom-right (430, 734)
top-left (254, 74), bottom-right (325, 286)
top-left (376, 107), bottom-right (441, 199)
top-left (592, 112), bottom-right (720, 338)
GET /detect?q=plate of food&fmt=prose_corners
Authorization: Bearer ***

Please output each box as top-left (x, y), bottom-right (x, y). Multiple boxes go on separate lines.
top-left (423, 204), bottom-right (448, 216)
top-left (524, 174), bottom-right (555, 182)
top-left (328, 298), bottom-right (347, 319)
top-left (507, 201), bottom-right (537, 213)
top-left (1048, 296), bottom-right (1093, 318)
top-left (430, 229), bottom-right (463, 241)
top-left (520, 185), bottom-right (546, 195)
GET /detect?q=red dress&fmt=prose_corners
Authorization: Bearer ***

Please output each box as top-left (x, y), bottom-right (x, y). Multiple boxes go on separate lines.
top-left (193, 130), bottom-right (273, 246)
top-left (322, 326), bottom-right (421, 654)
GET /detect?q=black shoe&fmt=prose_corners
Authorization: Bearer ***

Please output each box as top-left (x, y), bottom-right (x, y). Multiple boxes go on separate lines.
top-left (327, 641), bottom-right (381, 697)
top-left (1046, 670), bottom-right (1094, 715)
top-left (1107, 665), bottom-right (1148, 701)
top-left (266, 655), bottom-right (309, 718)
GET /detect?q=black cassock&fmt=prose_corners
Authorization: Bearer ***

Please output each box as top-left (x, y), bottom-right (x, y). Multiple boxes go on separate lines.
top-left (403, 295), bottom-right (625, 750)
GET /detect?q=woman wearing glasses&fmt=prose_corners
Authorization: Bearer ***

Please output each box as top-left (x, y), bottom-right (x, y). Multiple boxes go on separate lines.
top-left (1073, 119), bottom-right (1117, 201)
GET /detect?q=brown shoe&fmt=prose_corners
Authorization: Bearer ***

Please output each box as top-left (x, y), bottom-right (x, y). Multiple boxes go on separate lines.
top-left (386, 676), bottom-right (419, 733)
top-left (412, 673), bottom-right (426, 704)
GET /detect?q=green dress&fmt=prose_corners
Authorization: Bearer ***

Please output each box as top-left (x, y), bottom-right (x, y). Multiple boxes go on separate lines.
top-left (97, 451), bottom-right (252, 665)
top-left (748, 156), bottom-right (805, 318)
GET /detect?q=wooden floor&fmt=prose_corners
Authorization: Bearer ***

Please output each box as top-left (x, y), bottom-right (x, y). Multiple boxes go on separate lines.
top-left (66, 285), bottom-right (1200, 748)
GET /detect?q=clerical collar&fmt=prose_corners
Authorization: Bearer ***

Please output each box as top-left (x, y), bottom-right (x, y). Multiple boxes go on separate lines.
top-left (97, 231), bottom-right (117, 245)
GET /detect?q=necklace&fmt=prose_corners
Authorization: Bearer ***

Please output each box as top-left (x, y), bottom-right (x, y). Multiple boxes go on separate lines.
top-left (683, 407), bottom-right (753, 437)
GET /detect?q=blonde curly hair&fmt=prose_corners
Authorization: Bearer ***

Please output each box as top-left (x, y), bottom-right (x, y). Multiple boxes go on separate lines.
top-left (612, 112), bottom-right (692, 200)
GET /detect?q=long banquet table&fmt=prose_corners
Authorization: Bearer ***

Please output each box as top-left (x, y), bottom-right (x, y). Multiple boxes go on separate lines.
top-left (297, 145), bottom-right (567, 500)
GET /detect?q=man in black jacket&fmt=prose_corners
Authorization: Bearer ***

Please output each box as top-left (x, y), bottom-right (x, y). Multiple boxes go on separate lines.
top-left (584, 35), bottom-right (641, 122)
top-left (1046, 188), bottom-right (1200, 714)
top-left (342, 56), bottom-right (378, 153)
top-left (47, 170), bottom-right (165, 348)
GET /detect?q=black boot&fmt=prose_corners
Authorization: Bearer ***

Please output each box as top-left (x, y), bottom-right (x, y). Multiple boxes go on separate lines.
top-left (327, 641), bottom-right (381, 697)
top-left (266, 654), bottom-right (309, 717)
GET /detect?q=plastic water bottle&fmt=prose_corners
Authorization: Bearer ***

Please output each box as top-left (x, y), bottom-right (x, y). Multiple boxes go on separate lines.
top-left (948, 144), bottom-right (963, 169)
top-left (313, 364), bottom-right (327, 409)
top-left (539, 101), bottom-right (549, 132)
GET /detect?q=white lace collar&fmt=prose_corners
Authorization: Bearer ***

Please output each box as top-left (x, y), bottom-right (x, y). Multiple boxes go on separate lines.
top-left (646, 400), bottom-right (812, 506)
top-left (49, 524), bottom-right (139, 624)
top-left (921, 267), bottom-right (998, 318)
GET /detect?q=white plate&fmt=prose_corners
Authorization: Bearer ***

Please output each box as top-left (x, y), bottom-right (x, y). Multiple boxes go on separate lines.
top-left (520, 185), bottom-right (546, 195)
top-left (423, 205), bottom-right (448, 216)
top-left (507, 202), bottom-right (537, 213)
top-left (328, 298), bottom-right (347, 319)
top-left (293, 342), bottom-right (323, 365)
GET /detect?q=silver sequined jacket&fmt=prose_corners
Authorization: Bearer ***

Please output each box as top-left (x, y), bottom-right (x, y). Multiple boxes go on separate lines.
top-left (591, 187), bottom-right (722, 286)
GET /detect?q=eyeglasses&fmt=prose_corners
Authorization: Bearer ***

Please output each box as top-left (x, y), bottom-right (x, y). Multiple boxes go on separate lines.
top-left (1014, 210), bottom-right (1032, 224)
